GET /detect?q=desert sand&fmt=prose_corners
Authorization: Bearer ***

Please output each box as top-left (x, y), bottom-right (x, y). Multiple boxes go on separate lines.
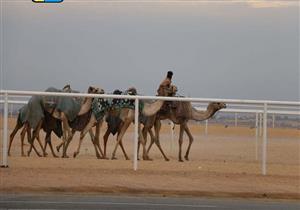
top-left (1, 117), bottom-right (299, 199)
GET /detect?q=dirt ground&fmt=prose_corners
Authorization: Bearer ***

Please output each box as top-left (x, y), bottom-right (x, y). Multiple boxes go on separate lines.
top-left (1, 117), bottom-right (299, 199)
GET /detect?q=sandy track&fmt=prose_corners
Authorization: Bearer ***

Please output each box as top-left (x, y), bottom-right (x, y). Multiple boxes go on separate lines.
top-left (1, 117), bottom-right (299, 199)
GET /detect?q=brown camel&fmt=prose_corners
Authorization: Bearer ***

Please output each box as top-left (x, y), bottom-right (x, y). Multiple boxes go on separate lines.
top-left (8, 85), bottom-right (73, 157)
top-left (56, 91), bottom-right (107, 159)
top-left (64, 87), bottom-right (168, 161)
top-left (146, 101), bottom-right (226, 162)
top-left (8, 116), bottom-right (42, 157)
top-left (27, 86), bottom-right (101, 158)
top-left (109, 86), bottom-right (176, 160)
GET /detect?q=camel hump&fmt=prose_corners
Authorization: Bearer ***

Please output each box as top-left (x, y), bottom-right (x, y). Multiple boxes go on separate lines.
top-left (174, 101), bottom-right (193, 119)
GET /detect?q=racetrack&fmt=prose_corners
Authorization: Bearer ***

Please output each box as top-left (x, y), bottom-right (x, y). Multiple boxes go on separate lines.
top-left (1, 117), bottom-right (299, 200)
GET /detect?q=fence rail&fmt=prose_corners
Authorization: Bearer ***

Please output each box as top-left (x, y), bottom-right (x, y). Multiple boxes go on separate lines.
top-left (1, 89), bottom-right (300, 174)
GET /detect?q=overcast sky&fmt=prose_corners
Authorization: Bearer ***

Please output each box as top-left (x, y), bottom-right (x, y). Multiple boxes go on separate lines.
top-left (0, 0), bottom-right (299, 101)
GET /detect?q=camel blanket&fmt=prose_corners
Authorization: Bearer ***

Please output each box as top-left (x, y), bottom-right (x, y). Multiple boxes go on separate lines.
top-left (42, 87), bottom-right (81, 122)
top-left (69, 111), bottom-right (92, 131)
top-left (91, 98), bottom-right (110, 122)
top-left (104, 90), bottom-right (144, 135)
top-left (105, 114), bottom-right (122, 135)
top-left (18, 104), bottom-right (63, 138)
top-left (19, 87), bottom-right (81, 129)
top-left (42, 111), bottom-right (63, 139)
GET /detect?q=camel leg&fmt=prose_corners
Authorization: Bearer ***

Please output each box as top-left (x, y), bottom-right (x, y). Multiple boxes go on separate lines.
top-left (103, 128), bottom-right (110, 159)
top-left (44, 131), bottom-right (58, 158)
top-left (63, 129), bottom-right (75, 155)
top-left (91, 121), bottom-right (104, 158)
top-left (118, 136), bottom-right (129, 160)
top-left (147, 119), bottom-right (161, 154)
top-left (88, 129), bottom-right (101, 159)
top-left (73, 115), bottom-right (98, 158)
top-left (183, 124), bottom-right (194, 161)
top-left (25, 124), bottom-right (31, 156)
top-left (36, 131), bottom-right (47, 157)
top-left (115, 121), bottom-right (129, 160)
top-left (20, 125), bottom-right (27, 157)
top-left (138, 124), bottom-right (151, 161)
top-left (150, 128), bottom-right (169, 161)
top-left (43, 134), bottom-right (49, 157)
top-left (56, 142), bottom-right (63, 153)
top-left (61, 113), bottom-right (72, 158)
top-left (111, 119), bottom-right (131, 160)
top-left (178, 124), bottom-right (185, 162)
top-left (138, 126), bottom-right (147, 160)
top-left (73, 131), bottom-right (85, 158)
top-left (8, 118), bottom-right (23, 156)
top-left (27, 122), bottom-right (42, 157)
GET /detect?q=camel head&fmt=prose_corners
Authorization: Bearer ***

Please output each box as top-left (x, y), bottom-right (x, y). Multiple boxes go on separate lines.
top-left (88, 86), bottom-right (104, 94)
top-left (208, 102), bottom-right (226, 111)
top-left (160, 85), bottom-right (178, 97)
top-left (62, 84), bottom-right (71, 92)
top-left (125, 87), bottom-right (137, 95)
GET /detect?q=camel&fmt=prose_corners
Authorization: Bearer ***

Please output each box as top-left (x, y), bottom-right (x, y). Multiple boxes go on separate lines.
top-left (146, 100), bottom-right (226, 162)
top-left (56, 90), bottom-right (107, 159)
top-left (27, 86), bottom-right (101, 158)
top-left (8, 85), bottom-right (72, 157)
top-left (63, 87), bottom-right (137, 160)
top-left (56, 118), bottom-right (104, 159)
top-left (102, 91), bottom-right (127, 159)
top-left (8, 113), bottom-right (42, 157)
top-left (109, 87), bottom-right (176, 160)
top-left (103, 107), bottom-right (162, 160)
top-left (62, 87), bottom-right (169, 160)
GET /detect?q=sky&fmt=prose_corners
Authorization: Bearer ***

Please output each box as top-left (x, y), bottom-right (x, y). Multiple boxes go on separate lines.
top-left (0, 0), bottom-right (299, 101)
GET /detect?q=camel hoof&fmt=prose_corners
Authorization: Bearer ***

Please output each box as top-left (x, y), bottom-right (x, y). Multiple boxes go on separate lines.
top-left (62, 155), bottom-right (69, 158)
top-left (143, 156), bottom-right (152, 161)
top-left (184, 156), bottom-right (189, 161)
top-left (53, 155), bottom-right (59, 158)
top-left (165, 158), bottom-right (170, 162)
top-left (111, 156), bottom-right (117, 160)
top-left (179, 159), bottom-right (184, 162)
top-left (73, 152), bottom-right (78, 158)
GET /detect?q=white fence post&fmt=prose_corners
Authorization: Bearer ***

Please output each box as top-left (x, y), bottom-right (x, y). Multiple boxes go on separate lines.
top-left (205, 120), bottom-right (208, 136)
top-left (262, 103), bottom-right (268, 175)
top-left (255, 112), bottom-right (258, 161)
top-left (1, 92), bottom-right (9, 167)
top-left (235, 113), bottom-right (238, 127)
top-left (133, 98), bottom-right (139, 171)
top-left (272, 114), bottom-right (275, 128)
top-left (10, 103), bottom-right (13, 118)
top-left (259, 113), bottom-right (263, 137)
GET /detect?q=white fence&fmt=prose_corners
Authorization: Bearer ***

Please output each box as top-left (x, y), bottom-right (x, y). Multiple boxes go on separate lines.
top-left (1, 89), bottom-right (300, 175)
